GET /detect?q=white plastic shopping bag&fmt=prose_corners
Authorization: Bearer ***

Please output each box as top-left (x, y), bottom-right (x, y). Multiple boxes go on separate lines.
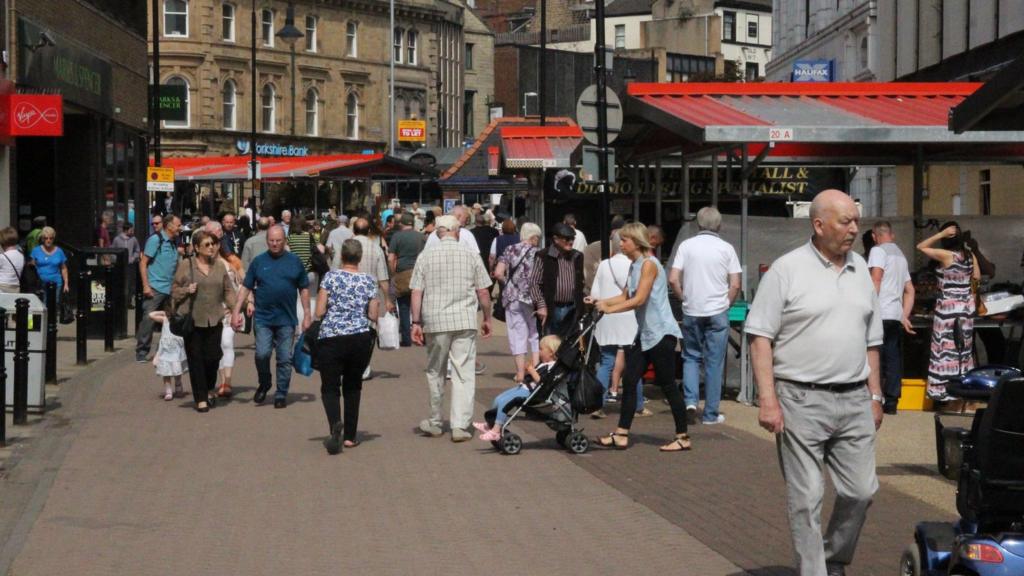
top-left (377, 312), bottom-right (400, 350)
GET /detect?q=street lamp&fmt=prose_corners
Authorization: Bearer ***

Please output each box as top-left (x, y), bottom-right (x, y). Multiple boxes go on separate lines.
top-left (276, 3), bottom-right (304, 136)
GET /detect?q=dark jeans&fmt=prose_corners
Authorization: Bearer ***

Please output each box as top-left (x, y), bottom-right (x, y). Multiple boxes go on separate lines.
top-left (397, 294), bottom-right (412, 346)
top-left (544, 303), bottom-right (576, 338)
top-left (135, 292), bottom-right (170, 358)
top-left (618, 335), bottom-right (688, 434)
top-left (184, 325), bottom-right (224, 405)
top-left (319, 332), bottom-right (375, 441)
top-left (881, 320), bottom-right (903, 406)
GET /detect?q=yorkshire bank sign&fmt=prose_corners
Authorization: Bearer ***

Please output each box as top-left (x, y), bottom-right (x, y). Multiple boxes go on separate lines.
top-left (0, 94), bottom-right (64, 137)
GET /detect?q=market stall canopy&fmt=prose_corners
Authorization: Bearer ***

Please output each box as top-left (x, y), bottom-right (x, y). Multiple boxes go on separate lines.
top-left (160, 154), bottom-right (436, 181)
top-left (623, 82), bottom-right (1024, 163)
top-left (949, 54), bottom-right (1024, 133)
top-left (500, 125), bottom-right (584, 169)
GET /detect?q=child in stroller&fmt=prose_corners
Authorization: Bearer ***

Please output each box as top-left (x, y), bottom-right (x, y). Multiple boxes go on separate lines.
top-left (474, 335), bottom-right (562, 442)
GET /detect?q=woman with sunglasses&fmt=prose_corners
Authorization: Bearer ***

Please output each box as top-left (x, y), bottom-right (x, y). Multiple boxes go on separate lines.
top-left (31, 226), bottom-right (69, 303)
top-left (172, 230), bottom-right (237, 412)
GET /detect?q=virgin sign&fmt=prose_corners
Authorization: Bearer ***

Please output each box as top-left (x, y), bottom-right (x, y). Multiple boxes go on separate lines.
top-left (0, 95), bottom-right (63, 137)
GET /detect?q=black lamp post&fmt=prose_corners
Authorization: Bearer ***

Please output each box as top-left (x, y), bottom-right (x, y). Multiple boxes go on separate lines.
top-left (276, 3), bottom-right (304, 135)
top-left (250, 0), bottom-right (258, 199)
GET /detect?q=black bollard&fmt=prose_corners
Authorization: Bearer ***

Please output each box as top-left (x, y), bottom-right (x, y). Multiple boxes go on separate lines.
top-left (45, 282), bottom-right (58, 383)
top-left (103, 265), bottom-right (114, 352)
top-left (13, 298), bottom-right (28, 425)
top-left (0, 306), bottom-right (6, 446)
top-left (134, 264), bottom-right (144, 329)
top-left (76, 270), bottom-right (90, 366)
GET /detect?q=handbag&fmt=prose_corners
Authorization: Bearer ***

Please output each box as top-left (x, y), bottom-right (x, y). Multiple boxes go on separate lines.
top-left (169, 259), bottom-right (196, 338)
top-left (392, 269), bottom-right (414, 297)
top-left (302, 319), bottom-right (322, 371)
top-left (292, 331), bottom-right (314, 377)
top-left (4, 252), bottom-right (42, 296)
top-left (569, 367), bottom-right (606, 415)
top-left (493, 250), bottom-right (527, 323)
top-left (309, 236), bottom-right (330, 276)
top-left (59, 296), bottom-right (74, 324)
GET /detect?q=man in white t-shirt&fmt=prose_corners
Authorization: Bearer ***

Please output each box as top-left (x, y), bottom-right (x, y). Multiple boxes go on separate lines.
top-left (564, 213), bottom-right (588, 253)
top-left (867, 221), bottom-right (915, 415)
top-left (424, 204), bottom-right (478, 252)
top-left (669, 206), bottom-right (741, 425)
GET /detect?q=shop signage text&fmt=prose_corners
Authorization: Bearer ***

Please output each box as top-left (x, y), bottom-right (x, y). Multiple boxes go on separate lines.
top-left (147, 167), bottom-right (175, 192)
top-left (158, 84), bottom-right (188, 122)
top-left (235, 139), bottom-right (309, 157)
top-left (792, 59), bottom-right (834, 83)
top-left (0, 94), bottom-right (64, 137)
top-left (569, 166), bottom-right (845, 200)
top-left (398, 119), bottom-right (426, 142)
top-left (17, 18), bottom-right (113, 115)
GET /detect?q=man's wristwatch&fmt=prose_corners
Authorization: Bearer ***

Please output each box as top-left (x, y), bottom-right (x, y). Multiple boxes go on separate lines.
top-left (870, 394), bottom-right (884, 404)
top-left (412, 320), bottom-right (422, 326)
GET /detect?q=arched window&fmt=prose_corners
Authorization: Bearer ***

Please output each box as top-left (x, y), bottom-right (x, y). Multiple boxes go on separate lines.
top-left (406, 30), bottom-right (418, 65)
top-left (163, 76), bottom-right (190, 128)
top-left (222, 80), bottom-right (236, 130)
top-left (164, 0), bottom-right (188, 37)
top-left (261, 84), bottom-right (276, 133)
top-left (305, 88), bottom-right (318, 136)
top-left (346, 92), bottom-right (359, 139)
top-left (346, 21), bottom-right (358, 57)
top-left (393, 27), bottom-right (403, 63)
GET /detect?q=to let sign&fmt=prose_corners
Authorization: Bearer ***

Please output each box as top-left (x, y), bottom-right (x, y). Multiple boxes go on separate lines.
top-left (398, 119), bottom-right (426, 142)
top-left (0, 94), bottom-right (64, 137)
top-left (147, 167), bottom-right (175, 192)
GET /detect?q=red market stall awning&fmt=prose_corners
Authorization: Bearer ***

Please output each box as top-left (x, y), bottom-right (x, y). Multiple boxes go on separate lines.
top-left (159, 153), bottom-right (435, 181)
top-left (500, 125), bottom-right (583, 169)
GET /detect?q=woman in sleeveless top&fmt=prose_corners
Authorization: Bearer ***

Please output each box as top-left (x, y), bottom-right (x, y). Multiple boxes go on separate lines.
top-left (917, 222), bottom-right (980, 401)
top-left (589, 223), bottom-right (691, 452)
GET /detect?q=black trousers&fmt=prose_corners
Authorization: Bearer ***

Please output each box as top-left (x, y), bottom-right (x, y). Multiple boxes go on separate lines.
top-left (618, 335), bottom-right (688, 434)
top-left (319, 332), bottom-right (375, 441)
top-left (184, 325), bottom-right (224, 405)
top-left (881, 320), bottom-right (903, 405)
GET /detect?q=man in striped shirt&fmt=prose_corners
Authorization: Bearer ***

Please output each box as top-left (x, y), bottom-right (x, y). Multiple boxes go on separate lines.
top-left (529, 223), bottom-right (584, 338)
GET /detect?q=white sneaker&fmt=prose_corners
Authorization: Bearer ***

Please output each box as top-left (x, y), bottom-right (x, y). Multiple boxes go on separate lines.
top-left (702, 414), bottom-right (726, 425)
top-left (363, 365), bottom-right (373, 380)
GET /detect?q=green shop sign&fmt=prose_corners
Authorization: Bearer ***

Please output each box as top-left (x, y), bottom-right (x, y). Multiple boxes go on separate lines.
top-left (158, 84), bottom-right (187, 122)
top-left (17, 18), bottom-right (113, 115)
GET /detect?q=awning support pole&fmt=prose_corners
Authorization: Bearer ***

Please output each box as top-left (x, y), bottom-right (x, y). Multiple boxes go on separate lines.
top-left (682, 153), bottom-right (690, 223)
top-left (631, 164), bottom-right (639, 221)
top-left (638, 161), bottom-right (648, 220)
top-left (913, 145), bottom-right (926, 267)
top-left (711, 153), bottom-right (719, 207)
top-left (739, 143), bottom-right (753, 407)
top-left (654, 156), bottom-right (663, 233)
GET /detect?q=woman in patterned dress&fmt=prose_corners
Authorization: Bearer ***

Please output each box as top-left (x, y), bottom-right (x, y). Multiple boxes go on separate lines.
top-left (315, 239), bottom-right (380, 455)
top-left (492, 222), bottom-right (542, 387)
top-left (918, 223), bottom-right (980, 401)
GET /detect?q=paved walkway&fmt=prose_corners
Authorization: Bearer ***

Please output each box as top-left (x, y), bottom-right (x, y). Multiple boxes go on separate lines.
top-left (0, 323), bottom-right (958, 575)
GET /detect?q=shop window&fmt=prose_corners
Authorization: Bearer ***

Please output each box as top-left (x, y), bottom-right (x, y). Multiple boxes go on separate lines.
top-left (222, 80), bottom-right (236, 130)
top-left (221, 3), bottom-right (235, 42)
top-left (164, 0), bottom-right (188, 37)
top-left (666, 53), bottom-right (714, 82)
top-left (261, 84), bottom-right (276, 133)
top-left (980, 169), bottom-right (991, 215)
top-left (346, 22), bottom-right (358, 57)
top-left (305, 88), bottom-right (318, 136)
top-left (407, 30), bottom-right (418, 65)
top-left (614, 25), bottom-right (625, 48)
top-left (346, 92), bottom-right (359, 139)
top-left (305, 15), bottom-right (317, 52)
top-left (262, 9), bottom-right (275, 47)
top-left (723, 11), bottom-right (735, 41)
top-left (393, 28), bottom-right (403, 63)
top-left (465, 43), bottom-right (474, 70)
top-left (163, 76), bottom-right (189, 128)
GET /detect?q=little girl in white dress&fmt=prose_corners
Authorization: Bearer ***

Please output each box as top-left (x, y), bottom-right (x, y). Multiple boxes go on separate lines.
top-left (149, 311), bottom-right (186, 401)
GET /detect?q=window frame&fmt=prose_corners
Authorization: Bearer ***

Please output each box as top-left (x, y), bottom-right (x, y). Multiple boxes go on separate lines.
top-left (393, 27), bottom-right (403, 64)
top-left (304, 87), bottom-right (318, 136)
top-left (162, 76), bottom-right (190, 128)
top-left (465, 43), bottom-right (474, 70)
top-left (261, 84), bottom-right (276, 133)
top-left (346, 92), bottom-right (359, 139)
top-left (722, 10), bottom-right (736, 41)
top-left (747, 19), bottom-right (758, 40)
top-left (406, 30), bottom-right (418, 65)
top-left (614, 24), bottom-right (626, 49)
top-left (346, 21), bottom-right (358, 57)
top-left (222, 79), bottom-right (236, 130)
top-left (164, 0), bottom-right (189, 38)
top-left (261, 9), bottom-right (275, 47)
top-left (221, 2), bottom-right (235, 42)
top-left (305, 15), bottom-right (317, 52)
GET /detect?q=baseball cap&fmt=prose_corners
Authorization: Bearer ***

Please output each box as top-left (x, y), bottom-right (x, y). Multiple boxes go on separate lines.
top-left (400, 213), bottom-right (415, 226)
top-left (436, 215), bottom-right (459, 230)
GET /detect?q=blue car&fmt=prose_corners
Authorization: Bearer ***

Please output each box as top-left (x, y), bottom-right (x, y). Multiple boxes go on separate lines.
top-left (902, 372), bottom-right (1024, 576)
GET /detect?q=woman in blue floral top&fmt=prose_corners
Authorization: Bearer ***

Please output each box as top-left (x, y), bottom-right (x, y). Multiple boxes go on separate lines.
top-left (316, 239), bottom-right (379, 455)
top-left (492, 222), bottom-right (542, 387)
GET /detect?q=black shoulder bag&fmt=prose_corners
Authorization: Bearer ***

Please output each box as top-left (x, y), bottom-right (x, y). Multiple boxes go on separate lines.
top-left (309, 235), bottom-right (330, 276)
top-left (169, 259), bottom-right (196, 338)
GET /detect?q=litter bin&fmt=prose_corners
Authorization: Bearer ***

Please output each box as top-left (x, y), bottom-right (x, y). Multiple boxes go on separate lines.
top-left (78, 248), bottom-right (128, 340)
top-left (0, 294), bottom-right (47, 413)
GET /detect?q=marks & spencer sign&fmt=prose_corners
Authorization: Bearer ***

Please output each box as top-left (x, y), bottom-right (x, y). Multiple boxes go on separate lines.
top-left (16, 18), bottom-right (113, 115)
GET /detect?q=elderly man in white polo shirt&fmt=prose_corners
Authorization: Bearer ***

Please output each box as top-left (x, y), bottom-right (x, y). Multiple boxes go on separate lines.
top-left (746, 189), bottom-right (884, 576)
top-left (669, 206), bottom-right (741, 425)
top-left (411, 215), bottom-right (493, 442)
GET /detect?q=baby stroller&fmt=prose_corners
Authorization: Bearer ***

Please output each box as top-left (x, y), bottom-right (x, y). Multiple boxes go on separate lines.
top-left (901, 373), bottom-right (1024, 575)
top-left (487, 310), bottom-right (605, 455)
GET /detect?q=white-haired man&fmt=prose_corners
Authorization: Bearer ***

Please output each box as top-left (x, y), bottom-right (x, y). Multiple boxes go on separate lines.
top-left (669, 206), bottom-right (741, 425)
top-left (867, 221), bottom-right (915, 415)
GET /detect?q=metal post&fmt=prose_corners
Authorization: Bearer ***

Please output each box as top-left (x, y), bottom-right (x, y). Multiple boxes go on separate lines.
top-left (13, 298), bottom-right (28, 425)
top-left (389, 0), bottom-right (395, 152)
top-left (135, 264), bottom-right (144, 328)
top-left (595, 0), bottom-right (608, 256)
top-left (682, 157), bottom-right (690, 222)
top-left (103, 266), bottom-right (115, 352)
top-left (250, 0), bottom-right (258, 188)
top-left (540, 0), bottom-right (547, 126)
top-left (290, 45), bottom-right (296, 135)
top-left (45, 282), bottom-right (57, 383)
top-left (739, 144), bottom-right (753, 406)
top-left (711, 153), bottom-right (719, 207)
top-left (0, 306), bottom-right (6, 446)
top-left (76, 270), bottom-right (90, 366)
top-left (151, 0), bottom-right (161, 166)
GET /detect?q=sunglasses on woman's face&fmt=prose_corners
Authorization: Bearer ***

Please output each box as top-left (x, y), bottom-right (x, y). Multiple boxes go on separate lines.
top-left (199, 241), bottom-right (216, 247)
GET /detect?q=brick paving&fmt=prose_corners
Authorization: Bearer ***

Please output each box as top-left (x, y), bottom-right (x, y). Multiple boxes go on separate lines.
top-left (1, 325), bottom-right (959, 575)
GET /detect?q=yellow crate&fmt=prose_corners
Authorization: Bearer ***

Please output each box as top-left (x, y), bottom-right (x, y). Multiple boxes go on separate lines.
top-left (897, 379), bottom-right (934, 411)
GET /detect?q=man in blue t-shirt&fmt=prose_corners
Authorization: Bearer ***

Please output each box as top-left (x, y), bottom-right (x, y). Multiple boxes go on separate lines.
top-left (232, 226), bottom-right (311, 408)
top-left (135, 214), bottom-right (182, 362)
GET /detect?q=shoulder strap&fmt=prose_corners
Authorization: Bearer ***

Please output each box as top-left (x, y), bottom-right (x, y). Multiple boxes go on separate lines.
top-left (3, 252), bottom-right (21, 283)
top-left (607, 260), bottom-right (625, 291)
